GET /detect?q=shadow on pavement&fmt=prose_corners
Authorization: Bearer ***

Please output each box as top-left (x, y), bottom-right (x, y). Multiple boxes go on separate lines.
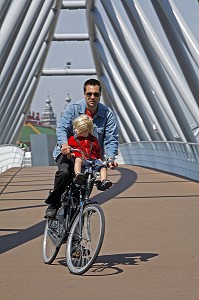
top-left (0, 166), bottom-right (137, 254)
top-left (0, 220), bottom-right (46, 254)
top-left (92, 166), bottom-right (137, 205)
top-left (87, 252), bottom-right (159, 276)
top-left (56, 252), bottom-right (159, 276)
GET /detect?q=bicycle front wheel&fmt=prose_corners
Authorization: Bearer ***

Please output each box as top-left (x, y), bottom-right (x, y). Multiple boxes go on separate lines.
top-left (42, 219), bottom-right (60, 264)
top-left (66, 204), bottom-right (105, 275)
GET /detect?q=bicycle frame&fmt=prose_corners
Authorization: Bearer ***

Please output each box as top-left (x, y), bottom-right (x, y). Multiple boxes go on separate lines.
top-left (58, 149), bottom-right (105, 242)
top-left (43, 148), bottom-right (107, 272)
top-left (58, 156), bottom-right (100, 246)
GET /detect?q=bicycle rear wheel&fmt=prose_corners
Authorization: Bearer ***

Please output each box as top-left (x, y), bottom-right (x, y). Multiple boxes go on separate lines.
top-left (42, 219), bottom-right (60, 264)
top-left (66, 204), bottom-right (105, 275)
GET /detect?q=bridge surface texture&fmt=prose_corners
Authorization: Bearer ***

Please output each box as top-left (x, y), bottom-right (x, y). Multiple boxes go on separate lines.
top-left (0, 165), bottom-right (198, 300)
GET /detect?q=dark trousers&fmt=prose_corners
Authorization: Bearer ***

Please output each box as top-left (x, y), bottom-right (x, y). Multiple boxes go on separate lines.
top-left (45, 154), bottom-right (74, 206)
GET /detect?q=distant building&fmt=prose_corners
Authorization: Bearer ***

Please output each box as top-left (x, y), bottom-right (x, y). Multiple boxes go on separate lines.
top-left (19, 95), bottom-right (57, 149)
top-left (25, 111), bottom-right (41, 126)
top-left (61, 91), bottom-right (71, 117)
top-left (40, 95), bottom-right (57, 128)
top-left (18, 122), bottom-right (56, 150)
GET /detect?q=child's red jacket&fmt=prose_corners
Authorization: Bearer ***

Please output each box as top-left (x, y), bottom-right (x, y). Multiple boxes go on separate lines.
top-left (68, 134), bottom-right (102, 159)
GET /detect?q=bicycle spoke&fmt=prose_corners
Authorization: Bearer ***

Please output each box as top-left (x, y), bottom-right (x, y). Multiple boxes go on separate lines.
top-left (42, 220), bottom-right (60, 264)
top-left (66, 204), bottom-right (105, 275)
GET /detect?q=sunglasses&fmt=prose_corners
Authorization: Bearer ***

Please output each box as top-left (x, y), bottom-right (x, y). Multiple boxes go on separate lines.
top-left (85, 92), bottom-right (100, 98)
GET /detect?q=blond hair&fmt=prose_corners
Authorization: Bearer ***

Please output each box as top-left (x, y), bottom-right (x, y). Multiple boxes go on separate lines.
top-left (73, 114), bottom-right (93, 134)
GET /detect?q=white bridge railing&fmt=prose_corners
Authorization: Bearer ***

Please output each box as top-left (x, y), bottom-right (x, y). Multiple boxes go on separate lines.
top-left (0, 145), bottom-right (26, 173)
top-left (1, 142), bottom-right (199, 181)
top-left (117, 141), bottom-right (199, 182)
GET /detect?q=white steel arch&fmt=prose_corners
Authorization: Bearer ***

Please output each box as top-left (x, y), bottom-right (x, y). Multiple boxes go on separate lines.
top-left (0, 0), bottom-right (63, 144)
top-left (0, 0), bottom-right (198, 180)
top-left (86, 0), bottom-right (198, 144)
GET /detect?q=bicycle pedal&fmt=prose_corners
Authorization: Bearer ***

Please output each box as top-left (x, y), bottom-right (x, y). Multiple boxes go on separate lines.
top-left (71, 248), bottom-right (90, 258)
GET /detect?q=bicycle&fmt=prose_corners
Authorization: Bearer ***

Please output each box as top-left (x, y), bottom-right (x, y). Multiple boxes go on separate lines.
top-left (42, 149), bottom-right (107, 275)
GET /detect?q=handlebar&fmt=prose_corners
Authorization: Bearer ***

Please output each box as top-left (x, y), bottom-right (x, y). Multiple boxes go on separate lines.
top-left (70, 148), bottom-right (118, 169)
top-left (70, 148), bottom-right (107, 167)
top-left (70, 148), bottom-right (86, 159)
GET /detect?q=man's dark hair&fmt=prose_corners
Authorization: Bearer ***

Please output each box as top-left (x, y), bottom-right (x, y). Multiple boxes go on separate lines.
top-left (83, 78), bottom-right (102, 93)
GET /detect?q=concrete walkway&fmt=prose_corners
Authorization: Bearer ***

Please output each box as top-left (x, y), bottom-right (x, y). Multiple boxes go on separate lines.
top-left (0, 165), bottom-right (199, 300)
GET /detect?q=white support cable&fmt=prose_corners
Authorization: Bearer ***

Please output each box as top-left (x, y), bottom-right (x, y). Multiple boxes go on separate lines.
top-left (1, 0), bottom-right (198, 148)
top-left (0, 0), bottom-right (45, 97)
top-left (3, 49), bottom-right (44, 143)
top-left (151, 0), bottom-right (198, 101)
top-left (92, 5), bottom-right (169, 141)
top-left (93, 39), bottom-right (152, 141)
top-left (86, 0), bottom-right (104, 75)
top-left (0, 0), bottom-right (31, 71)
top-left (88, 1), bottom-right (166, 142)
top-left (0, 0), bottom-right (12, 25)
top-left (1, 0), bottom-right (54, 142)
top-left (1, 0), bottom-right (55, 118)
top-left (1, 0), bottom-right (63, 143)
top-left (134, 0), bottom-right (198, 121)
top-left (100, 75), bottom-right (141, 141)
top-left (169, 0), bottom-right (199, 67)
top-left (122, 0), bottom-right (197, 142)
top-left (117, 118), bottom-right (132, 144)
top-left (8, 42), bottom-right (47, 143)
top-left (101, 0), bottom-right (196, 143)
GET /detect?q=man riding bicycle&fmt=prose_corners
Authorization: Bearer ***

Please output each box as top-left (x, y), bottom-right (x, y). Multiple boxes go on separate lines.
top-left (45, 78), bottom-right (118, 219)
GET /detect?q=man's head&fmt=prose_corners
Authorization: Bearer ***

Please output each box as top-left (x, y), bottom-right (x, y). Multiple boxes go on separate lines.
top-left (83, 79), bottom-right (101, 94)
top-left (83, 79), bottom-right (102, 111)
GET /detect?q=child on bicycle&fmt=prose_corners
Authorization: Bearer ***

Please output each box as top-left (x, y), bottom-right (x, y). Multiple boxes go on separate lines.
top-left (68, 114), bottom-right (112, 191)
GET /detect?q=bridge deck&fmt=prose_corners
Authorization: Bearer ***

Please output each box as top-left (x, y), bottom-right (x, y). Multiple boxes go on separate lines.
top-left (0, 165), bottom-right (199, 300)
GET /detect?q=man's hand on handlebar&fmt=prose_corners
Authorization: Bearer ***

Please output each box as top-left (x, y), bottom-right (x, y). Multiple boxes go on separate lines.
top-left (107, 157), bottom-right (118, 169)
top-left (61, 143), bottom-right (72, 158)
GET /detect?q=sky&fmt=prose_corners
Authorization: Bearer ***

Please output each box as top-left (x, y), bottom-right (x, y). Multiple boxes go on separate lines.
top-left (31, 0), bottom-right (199, 121)
top-left (31, 7), bottom-right (95, 120)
